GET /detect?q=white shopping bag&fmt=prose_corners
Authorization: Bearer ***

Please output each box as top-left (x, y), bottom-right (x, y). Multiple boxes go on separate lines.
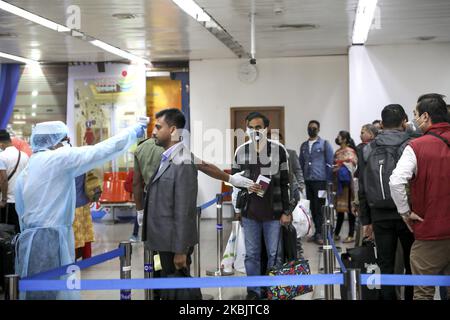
top-left (234, 222), bottom-right (246, 274)
top-left (221, 221), bottom-right (239, 273)
top-left (292, 197), bottom-right (313, 239)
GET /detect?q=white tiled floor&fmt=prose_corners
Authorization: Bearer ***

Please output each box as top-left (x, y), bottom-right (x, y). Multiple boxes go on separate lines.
top-left (80, 218), bottom-right (356, 300)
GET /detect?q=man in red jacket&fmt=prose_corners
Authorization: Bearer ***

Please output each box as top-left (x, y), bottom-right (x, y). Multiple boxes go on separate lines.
top-left (390, 93), bottom-right (450, 300)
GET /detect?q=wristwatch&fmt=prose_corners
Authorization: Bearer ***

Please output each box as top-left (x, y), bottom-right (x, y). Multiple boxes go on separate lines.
top-left (399, 211), bottom-right (411, 219)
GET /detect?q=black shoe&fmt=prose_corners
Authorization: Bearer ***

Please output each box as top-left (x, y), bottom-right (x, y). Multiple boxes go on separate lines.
top-left (246, 292), bottom-right (260, 300)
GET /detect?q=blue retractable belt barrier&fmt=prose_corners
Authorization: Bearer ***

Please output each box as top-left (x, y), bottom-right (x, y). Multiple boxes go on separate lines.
top-left (20, 274), bottom-right (344, 291)
top-left (24, 246), bottom-right (125, 280)
top-left (24, 192), bottom-right (231, 281)
top-left (19, 274), bottom-right (450, 292)
top-left (198, 191), bottom-right (231, 211)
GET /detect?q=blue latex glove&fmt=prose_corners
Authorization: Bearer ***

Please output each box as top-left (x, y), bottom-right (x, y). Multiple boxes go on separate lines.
top-left (134, 124), bottom-right (147, 138)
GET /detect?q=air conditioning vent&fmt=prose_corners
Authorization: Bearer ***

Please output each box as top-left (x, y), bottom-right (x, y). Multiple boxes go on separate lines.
top-left (0, 32), bottom-right (18, 38)
top-left (112, 13), bottom-right (140, 20)
top-left (273, 24), bottom-right (318, 30)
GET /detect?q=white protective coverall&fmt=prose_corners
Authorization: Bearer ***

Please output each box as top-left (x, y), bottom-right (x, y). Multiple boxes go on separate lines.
top-left (14, 121), bottom-right (145, 299)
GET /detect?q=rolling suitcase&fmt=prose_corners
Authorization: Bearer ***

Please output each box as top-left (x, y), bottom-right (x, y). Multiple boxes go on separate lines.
top-left (340, 239), bottom-right (381, 300)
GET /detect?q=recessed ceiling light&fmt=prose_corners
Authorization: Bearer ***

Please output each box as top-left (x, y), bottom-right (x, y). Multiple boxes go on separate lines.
top-left (0, 0), bottom-right (70, 32)
top-left (13, 121), bottom-right (26, 124)
top-left (31, 90), bottom-right (38, 96)
top-left (172, 0), bottom-right (211, 22)
top-left (352, 0), bottom-right (378, 45)
top-left (31, 112), bottom-right (36, 117)
top-left (32, 104), bottom-right (37, 109)
top-left (0, 51), bottom-right (39, 65)
top-left (90, 39), bottom-right (150, 65)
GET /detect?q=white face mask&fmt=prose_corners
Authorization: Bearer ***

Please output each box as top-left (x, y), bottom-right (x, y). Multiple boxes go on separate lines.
top-left (61, 140), bottom-right (71, 148)
top-left (246, 128), bottom-right (267, 142)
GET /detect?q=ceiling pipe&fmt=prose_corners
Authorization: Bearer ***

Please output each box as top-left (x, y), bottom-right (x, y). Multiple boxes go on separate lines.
top-left (250, 0), bottom-right (256, 62)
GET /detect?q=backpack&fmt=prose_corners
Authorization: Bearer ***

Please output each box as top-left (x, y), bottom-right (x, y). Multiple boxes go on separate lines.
top-left (363, 138), bottom-right (409, 209)
top-left (84, 171), bottom-right (102, 202)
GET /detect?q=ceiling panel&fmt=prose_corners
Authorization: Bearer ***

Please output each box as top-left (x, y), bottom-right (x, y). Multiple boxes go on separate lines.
top-left (367, 0), bottom-right (450, 46)
top-left (1, 0), bottom-right (450, 64)
top-left (196, 0), bottom-right (359, 58)
top-left (1, 0), bottom-right (235, 62)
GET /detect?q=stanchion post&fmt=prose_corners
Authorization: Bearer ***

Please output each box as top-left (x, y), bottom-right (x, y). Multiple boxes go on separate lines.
top-left (144, 247), bottom-right (154, 300)
top-left (194, 207), bottom-right (202, 278)
top-left (326, 182), bottom-right (335, 227)
top-left (217, 193), bottom-right (224, 274)
top-left (194, 206), bottom-right (214, 300)
top-left (207, 193), bottom-right (233, 276)
top-left (343, 269), bottom-right (362, 300)
top-left (322, 205), bottom-right (335, 300)
top-left (4, 274), bottom-right (19, 300)
top-left (119, 241), bottom-right (132, 300)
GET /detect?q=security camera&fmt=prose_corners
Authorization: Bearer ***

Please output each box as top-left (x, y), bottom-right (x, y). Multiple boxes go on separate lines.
top-left (250, 58), bottom-right (256, 65)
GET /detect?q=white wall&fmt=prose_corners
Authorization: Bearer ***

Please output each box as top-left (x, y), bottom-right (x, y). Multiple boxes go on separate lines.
top-left (349, 43), bottom-right (450, 142)
top-left (190, 56), bottom-right (349, 218)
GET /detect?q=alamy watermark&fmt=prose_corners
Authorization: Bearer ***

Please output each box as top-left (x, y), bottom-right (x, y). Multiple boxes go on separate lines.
top-left (66, 265), bottom-right (81, 290)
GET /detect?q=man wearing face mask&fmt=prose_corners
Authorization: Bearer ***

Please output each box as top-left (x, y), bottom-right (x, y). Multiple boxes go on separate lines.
top-left (232, 112), bottom-right (291, 300)
top-left (390, 94), bottom-right (450, 300)
top-left (353, 124), bottom-right (378, 216)
top-left (406, 94), bottom-right (447, 138)
top-left (299, 120), bottom-right (334, 245)
top-left (359, 104), bottom-right (415, 300)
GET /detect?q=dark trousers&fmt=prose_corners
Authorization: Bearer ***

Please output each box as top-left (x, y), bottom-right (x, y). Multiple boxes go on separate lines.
top-left (0, 203), bottom-right (20, 234)
top-left (335, 211), bottom-right (356, 237)
top-left (132, 217), bottom-right (139, 237)
top-left (305, 180), bottom-right (326, 238)
top-left (373, 219), bottom-right (415, 300)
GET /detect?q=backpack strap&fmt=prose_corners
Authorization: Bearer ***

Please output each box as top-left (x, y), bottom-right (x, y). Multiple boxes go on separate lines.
top-left (362, 140), bottom-right (376, 163)
top-left (7, 149), bottom-right (21, 181)
top-left (397, 136), bottom-right (411, 159)
top-left (426, 132), bottom-right (450, 148)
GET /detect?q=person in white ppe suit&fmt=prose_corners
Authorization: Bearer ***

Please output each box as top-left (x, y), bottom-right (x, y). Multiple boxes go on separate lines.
top-left (14, 121), bottom-right (146, 300)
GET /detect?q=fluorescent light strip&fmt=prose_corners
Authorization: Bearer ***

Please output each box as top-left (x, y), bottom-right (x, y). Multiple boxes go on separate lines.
top-left (0, 0), bottom-right (70, 32)
top-left (90, 40), bottom-right (150, 65)
top-left (0, 51), bottom-right (39, 65)
top-left (172, 0), bottom-right (211, 22)
top-left (352, 0), bottom-right (378, 44)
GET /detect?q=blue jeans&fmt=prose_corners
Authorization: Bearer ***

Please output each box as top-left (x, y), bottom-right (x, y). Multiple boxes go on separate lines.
top-left (242, 217), bottom-right (281, 297)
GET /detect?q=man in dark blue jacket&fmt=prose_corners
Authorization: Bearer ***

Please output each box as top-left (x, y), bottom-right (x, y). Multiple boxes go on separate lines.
top-left (299, 120), bottom-right (334, 245)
